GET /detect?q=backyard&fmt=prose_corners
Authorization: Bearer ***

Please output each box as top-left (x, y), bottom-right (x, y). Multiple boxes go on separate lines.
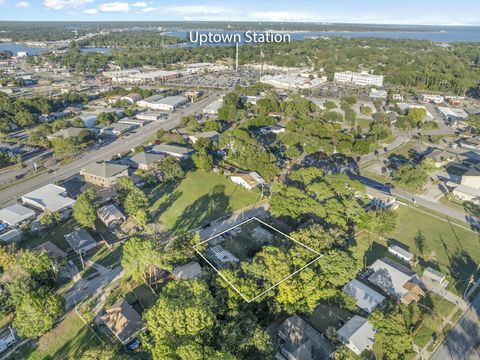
top-left (148, 170), bottom-right (262, 233)
top-left (15, 312), bottom-right (101, 359)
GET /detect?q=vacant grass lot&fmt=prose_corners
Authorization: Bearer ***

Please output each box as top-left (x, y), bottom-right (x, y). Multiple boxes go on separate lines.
top-left (148, 170), bottom-right (261, 233)
top-left (356, 204), bottom-right (480, 293)
top-left (16, 312), bottom-right (101, 360)
top-left (392, 205), bottom-right (480, 279)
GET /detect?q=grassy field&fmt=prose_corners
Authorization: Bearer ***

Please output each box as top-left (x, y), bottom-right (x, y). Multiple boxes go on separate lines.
top-left (16, 312), bottom-right (101, 360)
top-left (392, 205), bottom-right (480, 279)
top-left (356, 204), bottom-right (480, 293)
top-left (148, 170), bottom-right (262, 233)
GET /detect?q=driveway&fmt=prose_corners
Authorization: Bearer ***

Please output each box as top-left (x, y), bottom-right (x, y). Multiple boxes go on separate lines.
top-left (199, 203), bottom-right (269, 240)
top-left (431, 293), bottom-right (480, 360)
top-left (64, 265), bottom-right (123, 309)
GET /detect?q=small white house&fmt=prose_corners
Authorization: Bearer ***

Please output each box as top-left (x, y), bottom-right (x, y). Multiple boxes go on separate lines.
top-left (230, 172), bottom-right (265, 190)
top-left (388, 245), bottom-right (414, 263)
top-left (337, 316), bottom-right (376, 355)
top-left (423, 267), bottom-right (446, 284)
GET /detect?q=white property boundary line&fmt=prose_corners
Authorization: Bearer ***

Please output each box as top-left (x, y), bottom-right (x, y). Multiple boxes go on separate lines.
top-left (193, 217), bottom-right (323, 303)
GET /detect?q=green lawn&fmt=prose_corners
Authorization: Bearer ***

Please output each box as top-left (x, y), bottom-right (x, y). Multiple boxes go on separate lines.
top-left (391, 141), bottom-right (417, 159)
top-left (21, 218), bottom-right (78, 251)
top-left (148, 170), bottom-right (262, 233)
top-left (356, 205), bottom-right (480, 294)
top-left (16, 312), bottom-right (101, 360)
top-left (357, 118), bottom-right (372, 131)
top-left (392, 205), bottom-right (480, 281)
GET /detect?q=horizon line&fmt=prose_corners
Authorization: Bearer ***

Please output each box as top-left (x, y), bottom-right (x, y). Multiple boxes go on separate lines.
top-left (0, 20), bottom-right (479, 27)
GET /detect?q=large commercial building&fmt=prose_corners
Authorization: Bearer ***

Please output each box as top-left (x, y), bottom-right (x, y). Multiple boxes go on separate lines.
top-left (102, 69), bottom-right (180, 84)
top-left (137, 95), bottom-right (187, 111)
top-left (334, 71), bottom-right (384, 87)
top-left (260, 74), bottom-right (327, 90)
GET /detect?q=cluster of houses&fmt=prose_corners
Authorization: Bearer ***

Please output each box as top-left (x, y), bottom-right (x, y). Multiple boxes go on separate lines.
top-left (100, 260), bottom-right (202, 347)
top-left (275, 243), bottom-right (447, 359)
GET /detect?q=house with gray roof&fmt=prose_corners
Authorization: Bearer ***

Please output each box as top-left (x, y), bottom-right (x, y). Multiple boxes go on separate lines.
top-left (277, 315), bottom-right (335, 360)
top-left (368, 257), bottom-right (425, 305)
top-left (0, 204), bottom-right (36, 227)
top-left (127, 151), bottom-right (164, 170)
top-left (337, 315), bottom-right (375, 355)
top-left (64, 228), bottom-right (97, 254)
top-left (188, 131), bottom-right (220, 144)
top-left (343, 279), bottom-right (385, 314)
top-left (46, 127), bottom-right (92, 141)
top-left (171, 262), bottom-right (202, 280)
top-left (98, 204), bottom-right (126, 229)
top-left (81, 161), bottom-right (129, 187)
top-left (152, 144), bottom-right (194, 158)
top-left (21, 184), bottom-right (75, 215)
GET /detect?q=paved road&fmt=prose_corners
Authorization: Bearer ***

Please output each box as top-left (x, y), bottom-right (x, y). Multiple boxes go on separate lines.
top-left (0, 94), bottom-right (217, 208)
top-left (64, 265), bottom-right (123, 310)
top-left (353, 174), bottom-right (476, 225)
top-left (431, 293), bottom-right (480, 360)
top-left (359, 134), bottom-right (409, 166)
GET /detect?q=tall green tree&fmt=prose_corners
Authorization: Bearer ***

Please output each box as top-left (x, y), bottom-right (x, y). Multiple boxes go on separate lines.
top-left (73, 188), bottom-right (98, 228)
top-left (121, 237), bottom-right (165, 282)
top-left (13, 290), bottom-right (64, 337)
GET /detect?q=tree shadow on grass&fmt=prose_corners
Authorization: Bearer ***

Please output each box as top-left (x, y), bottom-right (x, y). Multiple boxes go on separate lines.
top-left (171, 184), bottom-right (232, 234)
top-left (362, 241), bottom-right (389, 268)
top-left (149, 190), bottom-right (183, 223)
top-left (449, 248), bottom-right (479, 294)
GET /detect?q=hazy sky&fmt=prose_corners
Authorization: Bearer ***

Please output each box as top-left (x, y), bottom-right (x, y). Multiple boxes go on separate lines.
top-left (1, 0), bottom-right (480, 25)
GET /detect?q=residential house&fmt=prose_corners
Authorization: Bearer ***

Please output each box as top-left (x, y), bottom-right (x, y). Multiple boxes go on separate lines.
top-left (100, 300), bottom-right (146, 345)
top-left (64, 228), bottom-right (97, 254)
top-left (81, 161), bottom-right (129, 187)
top-left (343, 279), bottom-right (385, 314)
top-left (206, 245), bottom-right (239, 269)
top-left (152, 144), bottom-right (194, 158)
top-left (0, 229), bottom-right (22, 243)
top-left (36, 241), bottom-right (66, 259)
top-left (425, 149), bottom-right (456, 168)
top-left (368, 257), bottom-right (425, 305)
top-left (171, 262), bottom-right (202, 280)
top-left (337, 316), bottom-right (375, 355)
top-left (0, 204), bottom-right (36, 227)
top-left (388, 245), bottom-right (414, 264)
top-left (21, 184), bottom-right (75, 216)
top-left (230, 172), bottom-right (266, 190)
top-left (127, 152), bottom-right (163, 170)
top-left (97, 204), bottom-right (126, 229)
top-left (187, 131), bottom-right (220, 144)
top-left (46, 127), bottom-right (92, 141)
top-left (277, 315), bottom-right (335, 360)
top-left (423, 267), bottom-right (447, 284)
